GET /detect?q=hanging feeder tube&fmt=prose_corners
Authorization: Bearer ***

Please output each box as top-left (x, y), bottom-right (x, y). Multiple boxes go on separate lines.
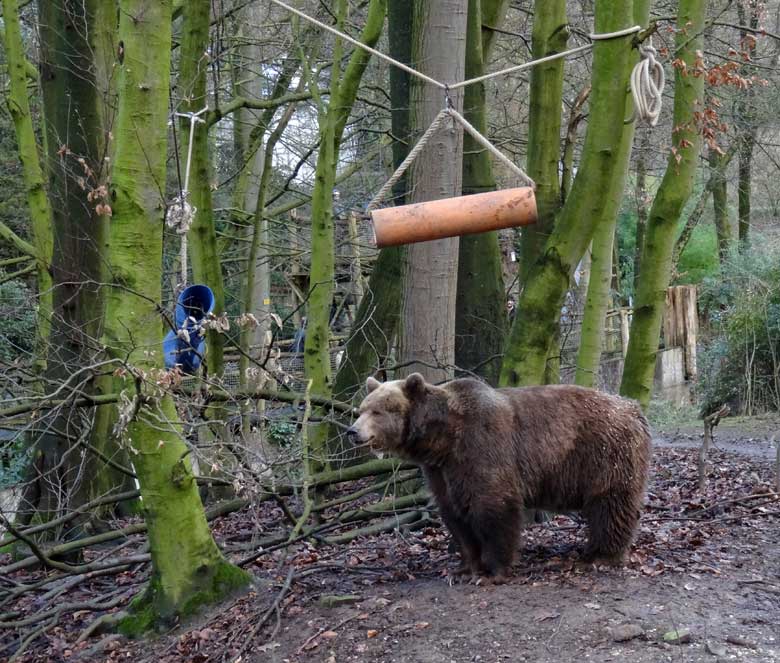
top-left (368, 186), bottom-right (538, 248)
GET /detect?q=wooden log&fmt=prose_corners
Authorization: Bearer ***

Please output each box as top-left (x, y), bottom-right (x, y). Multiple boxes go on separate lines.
top-left (370, 187), bottom-right (537, 248)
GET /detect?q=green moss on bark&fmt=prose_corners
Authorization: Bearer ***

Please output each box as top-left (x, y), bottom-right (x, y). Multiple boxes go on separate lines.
top-left (620, 0), bottom-right (706, 408)
top-left (500, 0), bottom-right (638, 387)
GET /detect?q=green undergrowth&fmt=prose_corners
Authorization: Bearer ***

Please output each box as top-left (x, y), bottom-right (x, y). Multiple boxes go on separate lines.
top-left (646, 398), bottom-right (701, 429)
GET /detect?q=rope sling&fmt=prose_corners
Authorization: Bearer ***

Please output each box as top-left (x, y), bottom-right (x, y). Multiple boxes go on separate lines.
top-left (268, 0), bottom-right (665, 214)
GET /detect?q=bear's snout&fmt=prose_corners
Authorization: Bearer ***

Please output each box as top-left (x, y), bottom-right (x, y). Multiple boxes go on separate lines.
top-left (345, 425), bottom-right (359, 443)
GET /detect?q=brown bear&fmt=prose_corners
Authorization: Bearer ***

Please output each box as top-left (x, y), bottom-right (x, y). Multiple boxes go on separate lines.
top-left (347, 373), bottom-right (651, 582)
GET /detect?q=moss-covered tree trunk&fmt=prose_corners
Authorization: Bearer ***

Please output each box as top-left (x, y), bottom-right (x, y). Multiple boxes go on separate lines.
top-left (710, 147), bottom-right (732, 265)
top-left (454, 0), bottom-right (509, 385)
top-left (574, 0), bottom-right (650, 388)
top-left (736, 0), bottom-right (758, 248)
top-left (304, 0), bottom-right (387, 471)
top-left (400, 0), bottom-right (467, 384)
top-left (233, 58), bottom-right (299, 409)
top-left (574, 224), bottom-right (614, 388)
top-left (103, 0), bottom-right (248, 632)
top-left (517, 0), bottom-right (567, 288)
top-left (332, 0), bottom-right (409, 404)
top-left (180, 0), bottom-right (226, 377)
top-left (1, 0), bottom-right (53, 366)
top-left (620, 0), bottom-right (707, 409)
top-left (499, 0), bottom-right (637, 387)
top-left (633, 128), bottom-right (650, 294)
top-left (17, 0), bottom-right (134, 532)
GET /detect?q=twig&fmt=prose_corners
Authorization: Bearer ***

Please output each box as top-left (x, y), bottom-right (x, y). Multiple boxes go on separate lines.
top-left (296, 611), bottom-right (367, 655)
top-left (0, 497), bottom-right (251, 575)
top-left (232, 567), bottom-right (295, 660)
top-left (289, 380), bottom-right (314, 541)
top-left (644, 508), bottom-right (780, 524)
top-left (0, 489), bottom-right (140, 548)
top-left (324, 510), bottom-right (422, 544)
top-left (692, 491), bottom-right (779, 517)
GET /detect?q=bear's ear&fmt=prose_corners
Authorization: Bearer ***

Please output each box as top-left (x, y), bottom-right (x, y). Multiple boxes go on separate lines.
top-left (366, 376), bottom-right (381, 393)
top-left (404, 372), bottom-right (427, 398)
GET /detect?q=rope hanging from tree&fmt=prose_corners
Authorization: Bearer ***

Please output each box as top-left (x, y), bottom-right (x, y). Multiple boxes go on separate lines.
top-left (268, 0), bottom-right (665, 215)
top-left (166, 106), bottom-right (208, 287)
top-left (366, 106), bottom-right (535, 213)
top-left (630, 39), bottom-right (665, 126)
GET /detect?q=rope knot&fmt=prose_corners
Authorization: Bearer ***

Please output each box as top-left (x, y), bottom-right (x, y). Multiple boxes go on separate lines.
top-left (631, 38), bottom-right (665, 126)
top-left (166, 193), bottom-right (196, 235)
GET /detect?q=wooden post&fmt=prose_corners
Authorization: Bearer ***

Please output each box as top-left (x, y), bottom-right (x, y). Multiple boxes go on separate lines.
top-left (682, 286), bottom-right (698, 380)
top-left (347, 211), bottom-right (364, 311)
top-left (662, 285), bottom-right (698, 379)
top-left (774, 436), bottom-right (780, 494)
top-left (619, 308), bottom-right (630, 358)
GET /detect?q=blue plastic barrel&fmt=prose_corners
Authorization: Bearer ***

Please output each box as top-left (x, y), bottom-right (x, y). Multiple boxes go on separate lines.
top-left (163, 284), bottom-right (215, 373)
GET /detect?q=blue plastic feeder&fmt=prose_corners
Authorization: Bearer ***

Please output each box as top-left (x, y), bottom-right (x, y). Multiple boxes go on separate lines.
top-left (163, 284), bottom-right (215, 373)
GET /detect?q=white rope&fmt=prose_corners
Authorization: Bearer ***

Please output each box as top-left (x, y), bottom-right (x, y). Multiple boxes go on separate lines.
top-left (269, 0), bottom-right (446, 90)
top-left (445, 107), bottom-right (535, 187)
top-left (450, 26), bottom-right (641, 91)
top-left (630, 40), bottom-right (665, 126)
top-left (167, 107), bottom-right (208, 286)
top-left (269, 0), bottom-right (641, 93)
top-left (366, 106), bottom-right (536, 212)
top-left (267, 1), bottom-right (659, 214)
top-left (365, 108), bottom-right (451, 212)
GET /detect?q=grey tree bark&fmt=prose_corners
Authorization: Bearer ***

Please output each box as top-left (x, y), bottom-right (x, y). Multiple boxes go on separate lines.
top-left (400, 0), bottom-right (468, 382)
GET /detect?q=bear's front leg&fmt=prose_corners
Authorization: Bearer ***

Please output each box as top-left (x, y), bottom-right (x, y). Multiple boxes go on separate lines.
top-left (470, 505), bottom-right (520, 583)
top-left (439, 503), bottom-right (483, 576)
top-left (424, 466), bottom-right (483, 578)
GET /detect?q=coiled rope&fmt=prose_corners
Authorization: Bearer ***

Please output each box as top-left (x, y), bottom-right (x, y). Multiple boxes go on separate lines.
top-left (630, 40), bottom-right (665, 126)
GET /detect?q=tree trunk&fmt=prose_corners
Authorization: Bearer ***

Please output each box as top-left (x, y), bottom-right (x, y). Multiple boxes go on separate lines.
top-left (574, 0), bottom-right (652, 387)
top-left (455, 0), bottom-right (509, 385)
top-left (500, 0), bottom-right (638, 387)
top-left (672, 144), bottom-right (736, 267)
top-left (574, 225), bottom-right (614, 388)
top-left (710, 147), bottom-right (732, 265)
top-left (518, 0), bottom-right (567, 288)
top-left (1, 0), bottom-right (54, 369)
top-left (103, 0), bottom-right (249, 632)
top-left (620, 0), bottom-right (707, 409)
top-left (400, 0), bottom-right (468, 384)
top-left (736, 0), bottom-right (758, 248)
top-left (633, 128), bottom-right (650, 295)
top-left (304, 0), bottom-right (387, 471)
top-left (737, 131), bottom-right (755, 247)
top-left (17, 0), bottom-right (134, 533)
top-left (332, 0), bottom-right (410, 404)
top-left (180, 0), bottom-right (226, 378)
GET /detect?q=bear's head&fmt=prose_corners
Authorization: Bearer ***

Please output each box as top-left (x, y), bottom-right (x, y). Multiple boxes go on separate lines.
top-left (347, 373), bottom-right (451, 463)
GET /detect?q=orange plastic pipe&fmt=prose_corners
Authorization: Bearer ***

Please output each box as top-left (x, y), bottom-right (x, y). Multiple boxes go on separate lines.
top-left (370, 187), bottom-right (537, 248)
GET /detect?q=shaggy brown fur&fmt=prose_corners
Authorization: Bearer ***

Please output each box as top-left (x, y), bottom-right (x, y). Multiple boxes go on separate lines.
top-left (348, 373), bottom-right (652, 581)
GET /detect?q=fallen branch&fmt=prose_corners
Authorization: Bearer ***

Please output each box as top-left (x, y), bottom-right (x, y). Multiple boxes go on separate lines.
top-left (0, 497), bottom-right (252, 575)
top-left (324, 510), bottom-right (423, 545)
top-left (0, 489), bottom-right (140, 549)
top-left (0, 384), bottom-right (358, 420)
top-left (232, 567), bottom-right (295, 660)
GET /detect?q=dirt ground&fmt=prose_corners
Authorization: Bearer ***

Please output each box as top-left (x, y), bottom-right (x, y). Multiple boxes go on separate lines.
top-left (4, 416), bottom-right (780, 663)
